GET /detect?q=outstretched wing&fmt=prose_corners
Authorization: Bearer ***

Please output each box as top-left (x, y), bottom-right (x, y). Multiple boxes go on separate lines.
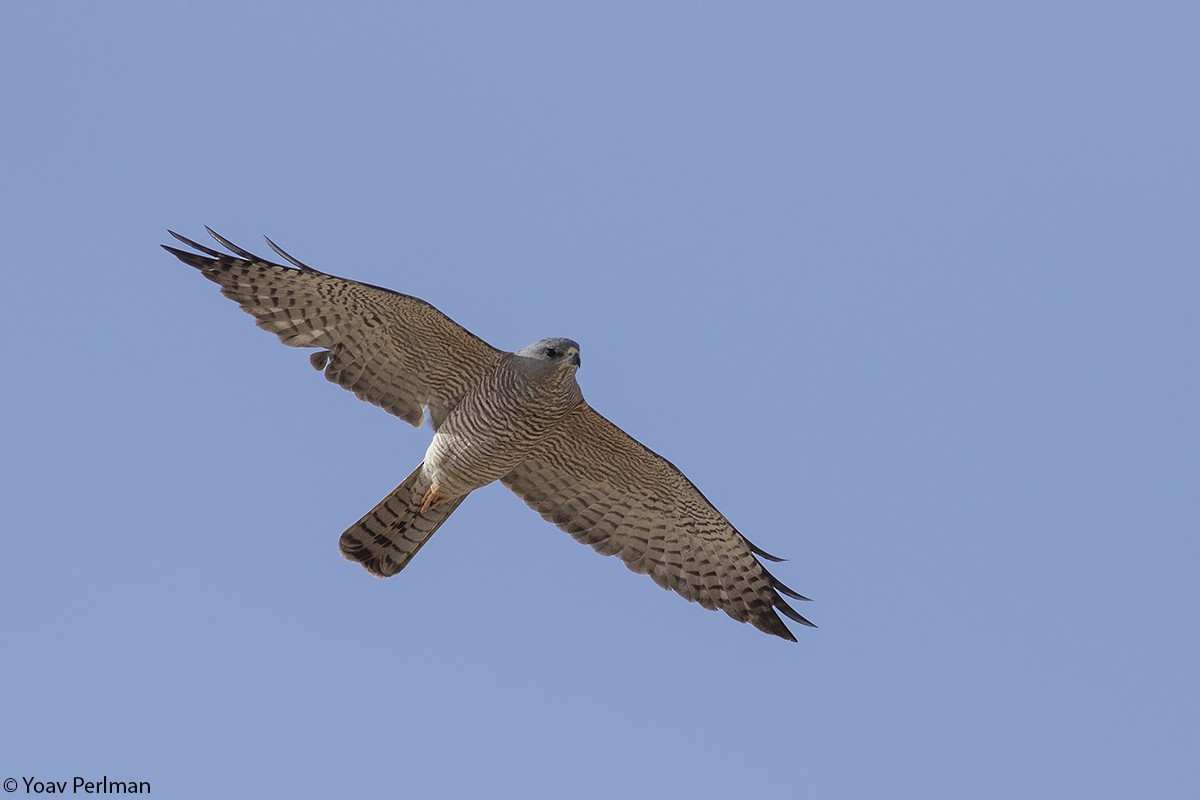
top-left (501, 403), bottom-right (814, 641)
top-left (164, 228), bottom-right (503, 428)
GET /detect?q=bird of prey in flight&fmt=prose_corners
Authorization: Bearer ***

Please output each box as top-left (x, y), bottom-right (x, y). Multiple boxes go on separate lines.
top-left (164, 228), bottom-right (814, 640)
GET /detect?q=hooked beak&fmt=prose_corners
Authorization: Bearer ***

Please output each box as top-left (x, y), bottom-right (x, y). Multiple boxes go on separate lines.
top-left (567, 348), bottom-right (581, 367)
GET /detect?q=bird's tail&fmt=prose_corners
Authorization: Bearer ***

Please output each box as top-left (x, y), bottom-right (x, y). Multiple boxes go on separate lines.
top-left (339, 462), bottom-right (467, 577)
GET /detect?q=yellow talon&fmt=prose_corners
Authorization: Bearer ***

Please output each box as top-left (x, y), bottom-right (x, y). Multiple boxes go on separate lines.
top-left (420, 483), bottom-right (440, 513)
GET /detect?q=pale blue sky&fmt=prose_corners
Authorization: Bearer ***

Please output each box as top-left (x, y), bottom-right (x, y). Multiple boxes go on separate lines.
top-left (2, 3), bottom-right (1197, 798)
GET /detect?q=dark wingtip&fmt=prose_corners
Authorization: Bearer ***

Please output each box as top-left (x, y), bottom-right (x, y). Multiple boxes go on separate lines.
top-left (767, 569), bottom-right (812, 602)
top-left (205, 226), bottom-right (266, 261)
top-left (744, 535), bottom-right (786, 563)
top-left (775, 596), bottom-right (817, 628)
top-left (776, 584), bottom-right (813, 602)
top-left (264, 235), bottom-right (319, 272)
top-left (162, 243), bottom-right (215, 270)
top-left (167, 229), bottom-right (225, 258)
top-left (764, 614), bottom-right (800, 641)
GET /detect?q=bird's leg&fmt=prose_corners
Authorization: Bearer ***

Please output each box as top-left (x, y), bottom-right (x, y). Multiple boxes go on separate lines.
top-left (420, 483), bottom-right (441, 513)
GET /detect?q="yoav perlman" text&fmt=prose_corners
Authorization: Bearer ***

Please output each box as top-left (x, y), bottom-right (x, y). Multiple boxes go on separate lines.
top-left (12, 776), bottom-right (150, 794)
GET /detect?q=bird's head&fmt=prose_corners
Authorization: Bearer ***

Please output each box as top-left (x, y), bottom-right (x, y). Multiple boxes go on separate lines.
top-left (516, 337), bottom-right (581, 369)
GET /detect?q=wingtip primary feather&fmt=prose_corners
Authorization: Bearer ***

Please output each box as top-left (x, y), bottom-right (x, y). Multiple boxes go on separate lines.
top-left (205, 226), bottom-right (266, 261)
top-left (765, 568), bottom-right (812, 602)
top-left (172, 226), bottom-right (321, 274)
top-left (264, 234), bottom-right (320, 272)
top-left (756, 613), bottom-right (800, 641)
top-left (743, 535), bottom-right (787, 563)
top-left (161, 243), bottom-right (215, 270)
top-left (167, 229), bottom-right (225, 258)
top-left (775, 596), bottom-right (817, 629)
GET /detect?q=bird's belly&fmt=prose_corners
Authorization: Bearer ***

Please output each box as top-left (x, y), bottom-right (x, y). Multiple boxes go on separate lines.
top-left (422, 424), bottom-right (536, 498)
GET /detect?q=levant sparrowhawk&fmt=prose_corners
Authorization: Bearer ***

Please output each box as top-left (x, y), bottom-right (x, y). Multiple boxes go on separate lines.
top-left (163, 228), bottom-right (814, 640)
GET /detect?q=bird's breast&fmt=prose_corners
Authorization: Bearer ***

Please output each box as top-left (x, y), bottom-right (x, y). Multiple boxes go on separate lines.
top-left (422, 366), bottom-right (581, 497)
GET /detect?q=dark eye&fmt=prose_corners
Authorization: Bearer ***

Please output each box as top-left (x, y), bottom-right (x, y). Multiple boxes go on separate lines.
top-left (545, 348), bottom-right (559, 359)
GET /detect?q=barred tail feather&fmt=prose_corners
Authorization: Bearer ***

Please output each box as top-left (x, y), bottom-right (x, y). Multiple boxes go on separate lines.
top-left (339, 463), bottom-right (466, 577)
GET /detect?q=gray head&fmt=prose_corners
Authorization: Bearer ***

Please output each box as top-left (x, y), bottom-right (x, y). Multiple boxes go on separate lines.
top-left (515, 337), bottom-right (581, 368)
